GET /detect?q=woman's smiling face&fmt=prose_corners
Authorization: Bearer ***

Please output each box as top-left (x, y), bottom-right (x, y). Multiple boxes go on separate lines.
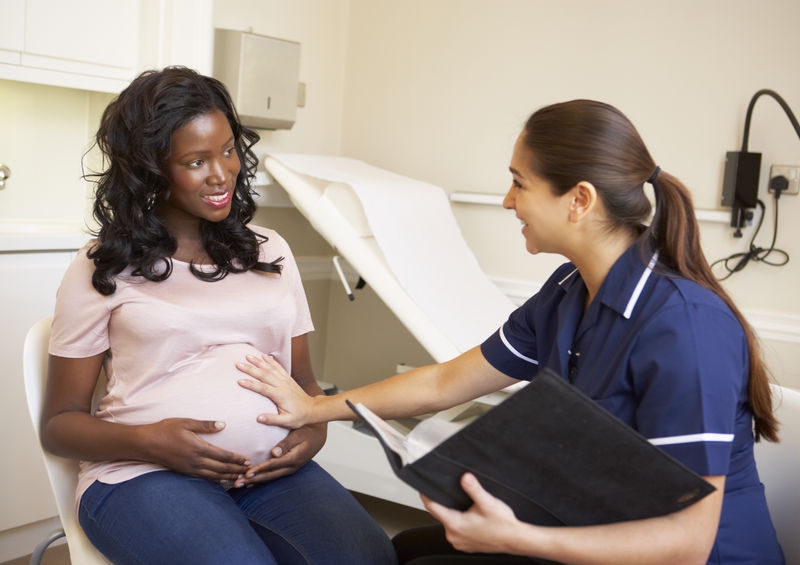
top-left (503, 132), bottom-right (571, 256)
top-left (161, 108), bottom-right (241, 227)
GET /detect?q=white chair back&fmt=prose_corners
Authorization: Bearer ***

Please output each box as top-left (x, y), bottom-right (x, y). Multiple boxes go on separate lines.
top-left (23, 316), bottom-right (110, 564)
top-left (755, 384), bottom-right (800, 564)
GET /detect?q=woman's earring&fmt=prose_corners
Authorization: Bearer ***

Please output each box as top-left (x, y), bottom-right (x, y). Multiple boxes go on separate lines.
top-left (145, 191), bottom-right (157, 211)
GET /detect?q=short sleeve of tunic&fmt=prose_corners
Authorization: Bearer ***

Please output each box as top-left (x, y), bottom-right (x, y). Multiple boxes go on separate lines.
top-left (257, 226), bottom-right (313, 339)
top-left (480, 263), bottom-right (576, 379)
top-left (49, 242), bottom-right (111, 357)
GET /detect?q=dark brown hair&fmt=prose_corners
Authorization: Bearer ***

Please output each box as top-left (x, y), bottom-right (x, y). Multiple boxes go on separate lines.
top-left (522, 99), bottom-right (778, 442)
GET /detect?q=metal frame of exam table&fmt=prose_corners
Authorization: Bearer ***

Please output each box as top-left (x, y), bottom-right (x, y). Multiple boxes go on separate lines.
top-left (264, 155), bottom-right (517, 509)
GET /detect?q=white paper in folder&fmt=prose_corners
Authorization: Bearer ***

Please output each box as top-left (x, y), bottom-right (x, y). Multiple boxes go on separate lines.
top-left (265, 154), bottom-right (515, 357)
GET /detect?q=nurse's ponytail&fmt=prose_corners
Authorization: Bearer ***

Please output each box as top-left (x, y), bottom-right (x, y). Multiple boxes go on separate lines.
top-left (650, 170), bottom-right (778, 441)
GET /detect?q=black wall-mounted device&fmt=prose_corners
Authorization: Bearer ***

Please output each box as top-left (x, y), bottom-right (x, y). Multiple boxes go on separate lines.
top-left (721, 151), bottom-right (761, 208)
top-left (721, 150), bottom-right (761, 232)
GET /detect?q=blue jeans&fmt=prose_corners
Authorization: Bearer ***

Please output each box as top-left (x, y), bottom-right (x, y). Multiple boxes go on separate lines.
top-left (79, 461), bottom-right (398, 564)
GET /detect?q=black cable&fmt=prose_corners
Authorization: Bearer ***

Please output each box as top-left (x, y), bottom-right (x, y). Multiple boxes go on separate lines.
top-left (714, 89), bottom-right (797, 278)
top-left (741, 89), bottom-right (800, 152)
top-left (712, 192), bottom-right (789, 280)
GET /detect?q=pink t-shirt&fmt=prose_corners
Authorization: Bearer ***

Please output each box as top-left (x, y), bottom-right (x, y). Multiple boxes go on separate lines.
top-left (49, 225), bottom-right (313, 506)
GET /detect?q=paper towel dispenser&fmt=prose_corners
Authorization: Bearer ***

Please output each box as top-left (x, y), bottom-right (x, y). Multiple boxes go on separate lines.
top-left (213, 29), bottom-right (301, 130)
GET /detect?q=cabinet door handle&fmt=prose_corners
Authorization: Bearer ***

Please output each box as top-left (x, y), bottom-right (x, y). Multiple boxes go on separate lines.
top-left (0, 163), bottom-right (10, 190)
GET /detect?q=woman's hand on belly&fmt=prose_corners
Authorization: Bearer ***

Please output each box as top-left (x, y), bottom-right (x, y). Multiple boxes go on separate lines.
top-left (235, 422), bottom-right (328, 487)
top-left (139, 417), bottom-right (251, 482)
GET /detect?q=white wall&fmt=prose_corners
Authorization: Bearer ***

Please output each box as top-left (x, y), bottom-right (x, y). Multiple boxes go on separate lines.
top-left (4, 0), bottom-right (799, 313)
top-left (339, 0), bottom-right (800, 387)
top-left (341, 0), bottom-right (800, 301)
top-left (2, 0), bottom-right (798, 365)
top-left (1, 1), bottom-right (798, 555)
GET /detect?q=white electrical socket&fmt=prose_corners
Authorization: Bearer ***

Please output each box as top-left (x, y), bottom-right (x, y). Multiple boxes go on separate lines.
top-left (768, 164), bottom-right (800, 195)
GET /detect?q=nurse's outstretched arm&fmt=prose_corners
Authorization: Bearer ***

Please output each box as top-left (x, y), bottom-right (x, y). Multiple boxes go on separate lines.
top-left (425, 472), bottom-right (724, 565)
top-left (237, 346), bottom-right (519, 428)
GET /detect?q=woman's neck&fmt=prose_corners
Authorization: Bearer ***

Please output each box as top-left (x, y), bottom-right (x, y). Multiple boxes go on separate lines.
top-left (155, 207), bottom-right (209, 264)
top-left (571, 230), bottom-right (637, 307)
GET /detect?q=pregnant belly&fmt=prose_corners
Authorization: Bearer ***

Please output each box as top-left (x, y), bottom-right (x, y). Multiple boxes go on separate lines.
top-left (116, 343), bottom-right (289, 465)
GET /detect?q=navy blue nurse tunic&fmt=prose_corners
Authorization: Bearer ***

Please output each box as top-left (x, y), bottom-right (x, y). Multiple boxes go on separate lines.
top-left (480, 240), bottom-right (784, 564)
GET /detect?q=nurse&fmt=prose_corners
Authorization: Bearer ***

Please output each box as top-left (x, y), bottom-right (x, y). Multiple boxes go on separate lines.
top-left (238, 99), bottom-right (785, 564)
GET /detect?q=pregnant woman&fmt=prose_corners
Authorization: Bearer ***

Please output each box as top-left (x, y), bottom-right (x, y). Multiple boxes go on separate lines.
top-left (40, 66), bottom-right (396, 565)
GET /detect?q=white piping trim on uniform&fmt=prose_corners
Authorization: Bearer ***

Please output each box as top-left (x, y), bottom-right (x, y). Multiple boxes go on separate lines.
top-left (499, 326), bottom-right (539, 365)
top-left (558, 268), bottom-right (579, 286)
top-left (648, 432), bottom-right (734, 446)
top-left (622, 251), bottom-right (659, 319)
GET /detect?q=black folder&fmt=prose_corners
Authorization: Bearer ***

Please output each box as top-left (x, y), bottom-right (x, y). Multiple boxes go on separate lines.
top-left (347, 368), bottom-right (715, 527)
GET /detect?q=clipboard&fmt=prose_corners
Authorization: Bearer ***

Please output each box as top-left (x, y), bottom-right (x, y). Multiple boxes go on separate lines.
top-left (347, 368), bottom-right (715, 526)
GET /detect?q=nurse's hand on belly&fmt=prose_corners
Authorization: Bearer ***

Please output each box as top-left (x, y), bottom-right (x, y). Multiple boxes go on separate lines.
top-left (139, 417), bottom-right (252, 483)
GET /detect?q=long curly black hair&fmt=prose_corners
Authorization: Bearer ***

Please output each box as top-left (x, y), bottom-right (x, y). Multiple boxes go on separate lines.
top-left (85, 66), bottom-right (282, 296)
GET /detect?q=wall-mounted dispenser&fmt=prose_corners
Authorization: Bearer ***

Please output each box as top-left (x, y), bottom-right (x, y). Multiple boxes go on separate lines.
top-left (213, 29), bottom-right (301, 130)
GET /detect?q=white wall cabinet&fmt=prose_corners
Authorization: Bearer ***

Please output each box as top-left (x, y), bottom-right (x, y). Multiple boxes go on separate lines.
top-left (0, 0), bottom-right (24, 56)
top-left (0, 249), bottom-right (76, 535)
top-left (0, 0), bottom-right (213, 93)
top-left (23, 0), bottom-right (139, 77)
top-left (0, 0), bottom-right (139, 92)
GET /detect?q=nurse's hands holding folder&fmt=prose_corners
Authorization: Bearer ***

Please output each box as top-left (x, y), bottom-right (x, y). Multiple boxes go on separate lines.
top-left (422, 472), bottom-right (522, 556)
top-left (425, 471), bottom-right (726, 564)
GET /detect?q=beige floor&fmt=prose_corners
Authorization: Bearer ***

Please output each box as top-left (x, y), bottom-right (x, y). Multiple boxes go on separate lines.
top-left (2, 544), bottom-right (68, 565)
top-left (3, 492), bottom-right (437, 565)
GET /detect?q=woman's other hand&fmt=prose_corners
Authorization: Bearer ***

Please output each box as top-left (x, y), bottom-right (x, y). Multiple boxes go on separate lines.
top-left (237, 353), bottom-right (315, 429)
top-left (235, 334), bottom-right (328, 486)
top-left (142, 417), bottom-right (251, 483)
top-left (235, 422), bottom-right (327, 486)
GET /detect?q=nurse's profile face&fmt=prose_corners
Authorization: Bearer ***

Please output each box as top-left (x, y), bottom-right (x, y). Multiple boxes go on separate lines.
top-left (502, 133), bottom-right (571, 256)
